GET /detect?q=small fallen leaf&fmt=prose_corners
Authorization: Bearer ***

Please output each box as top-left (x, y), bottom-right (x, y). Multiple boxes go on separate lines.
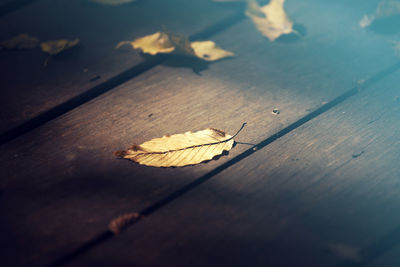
top-left (40, 38), bottom-right (80, 56)
top-left (360, 0), bottom-right (400, 28)
top-left (116, 32), bottom-right (233, 61)
top-left (0, 34), bottom-right (40, 50)
top-left (115, 123), bottom-right (246, 167)
top-left (116, 32), bottom-right (178, 55)
top-left (89, 0), bottom-right (135, 5)
top-left (246, 0), bottom-right (294, 41)
top-left (191, 41), bottom-right (234, 61)
top-left (109, 213), bottom-right (141, 234)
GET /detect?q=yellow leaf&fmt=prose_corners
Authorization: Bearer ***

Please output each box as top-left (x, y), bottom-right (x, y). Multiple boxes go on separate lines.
top-left (89, 0), bottom-right (135, 5)
top-left (115, 124), bottom-right (246, 167)
top-left (246, 0), bottom-right (294, 41)
top-left (0, 34), bottom-right (40, 50)
top-left (116, 32), bottom-right (233, 61)
top-left (360, 0), bottom-right (400, 28)
top-left (116, 32), bottom-right (179, 55)
top-left (191, 41), bottom-right (234, 61)
top-left (40, 39), bottom-right (80, 56)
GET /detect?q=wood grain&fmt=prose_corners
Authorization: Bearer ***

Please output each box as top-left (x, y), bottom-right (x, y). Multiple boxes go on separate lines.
top-left (0, 0), bottom-right (399, 266)
top-left (71, 54), bottom-right (400, 267)
top-left (0, 0), bottom-right (239, 135)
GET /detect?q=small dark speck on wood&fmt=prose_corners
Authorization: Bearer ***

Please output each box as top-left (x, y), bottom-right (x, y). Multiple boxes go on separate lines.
top-left (272, 108), bottom-right (280, 115)
top-left (352, 151), bottom-right (364, 159)
top-left (90, 75), bottom-right (101, 82)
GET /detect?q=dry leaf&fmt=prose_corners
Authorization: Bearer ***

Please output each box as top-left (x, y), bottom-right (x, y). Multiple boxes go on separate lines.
top-left (116, 32), bottom-right (179, 55)
top-left (89, 0), bottom-right (135, 5)
top-left (116, 32), bottom-right (233, 61)
top-left (0, 34), bottom-right (40, 50)
top-left (115, 123), bottom-right (246, 167)
top-left (360, 0), bottom-right (400, 28)
top-left (191, 41), bottom-right (234, 61)
top-left (40, 39), bottom-right (80, 56)
top-left (246, 0), bottom-right (294, 41)
top-left (109, 213), bottom-right (141, 235)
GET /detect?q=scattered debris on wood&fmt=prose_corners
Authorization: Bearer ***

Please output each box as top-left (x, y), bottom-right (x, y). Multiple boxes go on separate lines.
top-left (272, 108), bottom-right (280, 115)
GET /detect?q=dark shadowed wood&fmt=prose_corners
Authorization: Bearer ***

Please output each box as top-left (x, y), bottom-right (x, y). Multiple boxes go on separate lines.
top-left (0, 0), bottom-right (37, 17)
top-left (1, 0), bottom-right (399, 266)
top-left (71, 57), bottom-right (400, 267)
top-left (0, 0), bottom-right (240, 136)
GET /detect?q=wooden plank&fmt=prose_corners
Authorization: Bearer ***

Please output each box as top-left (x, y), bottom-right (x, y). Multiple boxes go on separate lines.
top-left (70, 57), bottom-right (400, 267)
top-left (0, 0), bottom-right (398, 266)
top-left (0, 0), bottom-right (37, 17)
top-left (0, 0), bottom-right (240, 137)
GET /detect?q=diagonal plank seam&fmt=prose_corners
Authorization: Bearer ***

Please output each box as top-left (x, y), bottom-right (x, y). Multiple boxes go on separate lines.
top-left (0, 11), bottom-right (246, 146)
top-left (47, 61), bottom-right (400, 267)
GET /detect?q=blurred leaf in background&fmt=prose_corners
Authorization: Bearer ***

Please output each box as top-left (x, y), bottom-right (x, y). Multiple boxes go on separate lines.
top-left (246, 0), bottom-right (294, 41)
top-left (360, 0), bottom-right (400, 28)
top-left (0, 34), bottom-right (40, 50)
top-left (116, 32), bottom-right (234, 61)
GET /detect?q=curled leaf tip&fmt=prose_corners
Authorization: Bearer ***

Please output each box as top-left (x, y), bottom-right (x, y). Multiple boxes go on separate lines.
top-left (113, 150), bottom-right (127, 158)
top-left (246, 0), bottom-right (294, 41)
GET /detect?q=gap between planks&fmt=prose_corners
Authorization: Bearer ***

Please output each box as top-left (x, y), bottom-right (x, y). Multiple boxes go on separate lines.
top-left (0, 10), bottom-right (246, 146)
top-left (47, 61), bottom-right (400, 267)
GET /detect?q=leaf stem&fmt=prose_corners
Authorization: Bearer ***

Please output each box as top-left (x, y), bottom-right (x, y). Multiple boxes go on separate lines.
top-left (231, 122), bottom-right (247, 139)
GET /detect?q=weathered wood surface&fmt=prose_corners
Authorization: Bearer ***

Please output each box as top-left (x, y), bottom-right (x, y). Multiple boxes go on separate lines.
top-left (1, 0), bottom-right (400, 266)
top-left (71, 56), bottom-right (400, 267)
top-left (0, 0), bottom-right (240, 136)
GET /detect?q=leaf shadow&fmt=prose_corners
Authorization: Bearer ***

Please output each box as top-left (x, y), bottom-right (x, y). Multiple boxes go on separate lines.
top-left (140, 53), bottom-right (233, 75)
top-left (203, 149), bottom-right (231, 164)
top-left (276, 23), bottom-right (307, 43)
top-left (367, 15), bottom-right (400, 36)
top-left (45, 44), bottom-right (83, 61)
top-left (200, 141), bottom-right (250, 165)
top-left (162, 55), bottom-right (210, 74)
